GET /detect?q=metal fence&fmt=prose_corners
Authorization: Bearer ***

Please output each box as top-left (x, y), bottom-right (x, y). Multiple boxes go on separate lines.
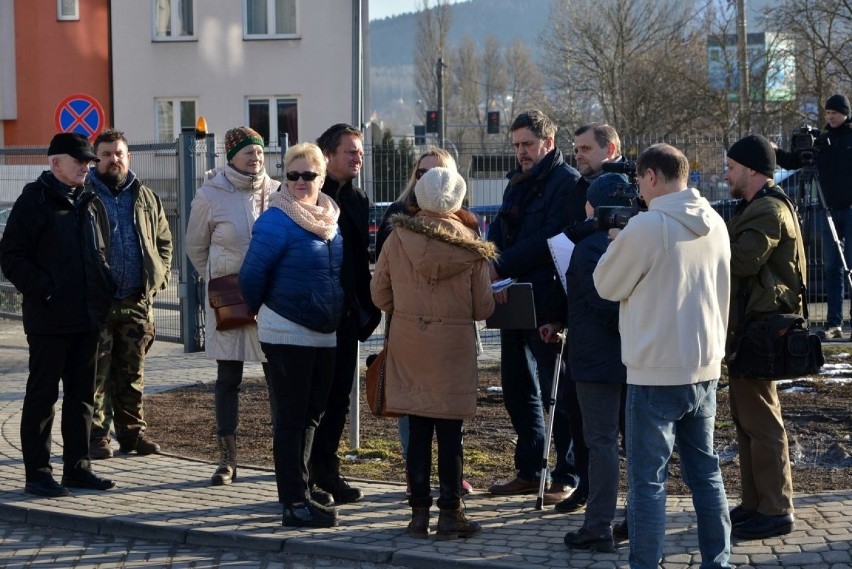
top-left (0, 134), bottom-right (841, 348)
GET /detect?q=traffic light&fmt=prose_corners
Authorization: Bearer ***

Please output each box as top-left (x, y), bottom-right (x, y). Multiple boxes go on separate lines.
top-left (414, 125), bottom-right (426, 146)
top-left (487, 111), bottom-right (500, 134)
top-left (426, 110), bottom-right (440, 133)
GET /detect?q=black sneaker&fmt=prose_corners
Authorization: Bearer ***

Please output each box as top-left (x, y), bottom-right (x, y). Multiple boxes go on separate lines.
top-left (564, 527), bottom-right (615, 552)
top-left (61, 469), bottom-right (115, 491)
top-left (318, 475), bottom-right (364, 504)
top-left (282, 501), bottom-right (338, 528)
top-left (24, 477), bottom-right (69, 497)
top-left (309, 485), bottom-right (335, 507)
top-left (554, 491), bottom-right (588, 513)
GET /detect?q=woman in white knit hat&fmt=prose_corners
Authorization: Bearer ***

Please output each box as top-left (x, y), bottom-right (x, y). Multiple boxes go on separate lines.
top-left (371, 167), bottom-right (495, 540)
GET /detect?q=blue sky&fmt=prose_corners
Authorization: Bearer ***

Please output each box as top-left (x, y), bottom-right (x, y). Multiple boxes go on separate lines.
top-left (369, 0), bottom-right (466, 21)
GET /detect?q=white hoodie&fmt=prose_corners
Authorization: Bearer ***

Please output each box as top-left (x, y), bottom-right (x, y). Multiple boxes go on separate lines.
top-left (593, 188), bottom-right (731, 386)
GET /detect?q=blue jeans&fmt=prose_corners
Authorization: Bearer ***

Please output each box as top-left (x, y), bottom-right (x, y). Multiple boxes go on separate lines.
top-left (626, 381), bottom-right (731, 569)
top-left (823, 207), bottom-right (852, 327)
top-left (500, 329), bottom-right (578, 486)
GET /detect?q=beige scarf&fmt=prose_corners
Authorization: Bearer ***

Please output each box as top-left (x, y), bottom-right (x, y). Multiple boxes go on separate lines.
top-left (268, 187), bottom-right (340, 240)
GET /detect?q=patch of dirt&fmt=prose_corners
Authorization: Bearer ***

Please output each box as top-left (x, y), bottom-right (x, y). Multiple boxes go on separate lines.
top-left (146, 350), bottom-right (852, 495)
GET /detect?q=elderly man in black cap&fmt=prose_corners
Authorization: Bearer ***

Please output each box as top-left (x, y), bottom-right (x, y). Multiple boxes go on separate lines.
top-left (0, 132), bottom-right (117, 497)
top-left (724, 133), bottom-right (803, 540)
top-left (776, 93), bottom-right (852, 339)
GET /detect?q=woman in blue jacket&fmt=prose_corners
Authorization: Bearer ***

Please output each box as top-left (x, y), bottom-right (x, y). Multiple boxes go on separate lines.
top-left (239, 142), bottom-right (343, 528)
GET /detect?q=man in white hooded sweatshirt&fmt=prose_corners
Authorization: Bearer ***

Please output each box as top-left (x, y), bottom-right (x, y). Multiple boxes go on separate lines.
top-left (593, 143), bottom-right (732, 569)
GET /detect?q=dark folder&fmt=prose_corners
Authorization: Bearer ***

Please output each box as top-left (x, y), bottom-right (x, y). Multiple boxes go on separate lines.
top-left (485, 283), bottom-right (536, 329)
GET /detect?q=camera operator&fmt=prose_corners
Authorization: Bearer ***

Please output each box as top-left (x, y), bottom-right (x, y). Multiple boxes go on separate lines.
top-left (775, 94), bottom-right (852, 339)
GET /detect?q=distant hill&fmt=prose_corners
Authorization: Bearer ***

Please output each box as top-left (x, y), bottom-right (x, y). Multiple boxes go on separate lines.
top-left (369, 0), bottom-right (549, 69)
top-left (369, 0), bottom-right (551, 133)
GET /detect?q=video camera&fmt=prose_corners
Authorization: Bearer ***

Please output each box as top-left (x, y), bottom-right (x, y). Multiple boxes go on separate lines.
top-left (791, 125), bottom-right (830, 163)
top-left (595, 161), bottom-right (645, 231)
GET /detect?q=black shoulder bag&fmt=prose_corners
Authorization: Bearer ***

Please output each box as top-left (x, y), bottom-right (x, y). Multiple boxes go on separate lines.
top-left (726, 190), bottom-right (825, 380)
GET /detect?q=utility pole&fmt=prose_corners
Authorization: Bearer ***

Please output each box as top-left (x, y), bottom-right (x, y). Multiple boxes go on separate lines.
top-left (736, 0), bottom-right (750, 136)
top-left (436, 57), bottom-right (447, 148)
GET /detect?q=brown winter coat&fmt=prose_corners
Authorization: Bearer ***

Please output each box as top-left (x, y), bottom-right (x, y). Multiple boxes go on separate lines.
top-left (371, 211), bottom-right (497, 420)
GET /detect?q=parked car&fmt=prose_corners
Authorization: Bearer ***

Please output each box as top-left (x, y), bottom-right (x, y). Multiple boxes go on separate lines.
top-left (368, 202), bottom-right (393, 263)
top-left (468, 204), bottom-right (501, 238)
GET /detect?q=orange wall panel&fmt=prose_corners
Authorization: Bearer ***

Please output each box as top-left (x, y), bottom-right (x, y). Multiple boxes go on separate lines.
top-left (5, 0), bottom-right (111, 145)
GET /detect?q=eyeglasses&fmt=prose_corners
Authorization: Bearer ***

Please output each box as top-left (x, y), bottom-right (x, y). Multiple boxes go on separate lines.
top-left (415, 168), bottom-right (429, 180)
top-left (286, 171), bottom-right (320, 182)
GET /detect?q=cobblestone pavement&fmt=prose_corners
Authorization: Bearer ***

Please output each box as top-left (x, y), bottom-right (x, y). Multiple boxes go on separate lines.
top-left (1, 318), bottom-right (851, 568)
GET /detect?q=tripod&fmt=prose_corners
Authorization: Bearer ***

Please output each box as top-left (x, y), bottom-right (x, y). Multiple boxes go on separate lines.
top-left (798, 161), bottom-right (852, 332)
top-left (534, 330), bottom-right (566, 510)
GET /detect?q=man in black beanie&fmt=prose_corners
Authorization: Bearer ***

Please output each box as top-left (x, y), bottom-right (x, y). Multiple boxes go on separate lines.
top-left (723, 133), bottom-right (802, 540)
top-left (776, 93), bottom-right (852, 339)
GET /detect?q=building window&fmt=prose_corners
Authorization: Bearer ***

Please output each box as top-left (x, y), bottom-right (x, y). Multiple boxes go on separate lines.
top-left (155, 98), bottom-right (197, 142)
top-left (248, 98), bottom-right (298, 147)
top-left (57, 0), bottom-right (79, 21)
top-left (244, 0), bottom-right (297, 38)
top-left (154, 0), bottom-right (195, 40)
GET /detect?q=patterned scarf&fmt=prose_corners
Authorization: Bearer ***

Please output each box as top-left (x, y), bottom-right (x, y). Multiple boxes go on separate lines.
top-left (268, 187), bottom-right (340, 240)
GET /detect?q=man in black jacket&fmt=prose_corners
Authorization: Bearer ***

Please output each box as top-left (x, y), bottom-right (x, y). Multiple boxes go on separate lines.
top-left (310, 123), bottom-right (381, 504)
top-left (775, 94), bottom-right (852, 338)
top-left (0, 132), bottom-right (117, 497)
top-left (486, 110), bottom-right (583, 505)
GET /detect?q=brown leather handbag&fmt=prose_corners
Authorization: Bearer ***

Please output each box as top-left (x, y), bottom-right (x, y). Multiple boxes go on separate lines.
top-left (207, 274), bottom-right (255, 331)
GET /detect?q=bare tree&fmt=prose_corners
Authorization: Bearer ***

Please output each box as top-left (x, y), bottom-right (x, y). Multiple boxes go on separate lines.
top-left (503, 39), bottom-right (554, 129)
top-left (771, 0), bottom-right (852, 125)
top-left (541, 0), bottom-right (711, 138)
top-left (414, 0), bottom-right (453, 110)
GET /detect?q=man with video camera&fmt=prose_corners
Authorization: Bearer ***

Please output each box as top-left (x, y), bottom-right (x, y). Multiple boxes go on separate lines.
top-left (775, 94), bottom-right (852, 339)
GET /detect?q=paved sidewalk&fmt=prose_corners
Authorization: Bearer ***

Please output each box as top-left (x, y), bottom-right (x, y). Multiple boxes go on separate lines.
top-left (1, 318), bottom-right (851, 568)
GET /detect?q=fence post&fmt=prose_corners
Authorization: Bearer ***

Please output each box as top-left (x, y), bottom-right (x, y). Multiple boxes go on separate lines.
top-left (178, 131), bottom-right (203, 352)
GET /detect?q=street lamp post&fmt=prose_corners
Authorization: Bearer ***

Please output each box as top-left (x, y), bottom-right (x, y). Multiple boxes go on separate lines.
top-left (436, 57), bottom-right (447, 149)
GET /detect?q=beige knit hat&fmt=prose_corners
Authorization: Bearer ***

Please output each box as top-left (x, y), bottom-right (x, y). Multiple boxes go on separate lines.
top-left (414, 167), bottom-right (466, 214)
top-left (225, 126), bottom-right (264, 161)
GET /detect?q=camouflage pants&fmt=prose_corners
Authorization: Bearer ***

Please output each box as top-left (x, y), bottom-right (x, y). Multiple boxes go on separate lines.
top-left (91, 295), bottom-right (155, 442)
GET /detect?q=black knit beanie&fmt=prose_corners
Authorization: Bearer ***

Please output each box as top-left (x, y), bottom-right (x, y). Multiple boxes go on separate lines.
top-left (727, 134), bottom-right (776, 177)
top-left (826, 94), bottom-right (850, 116)
top-left (586, 173), bottom-right (631, 209)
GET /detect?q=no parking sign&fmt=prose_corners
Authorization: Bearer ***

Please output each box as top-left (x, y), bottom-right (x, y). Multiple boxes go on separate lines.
top-left (54, 94), bottom-right (105, 139)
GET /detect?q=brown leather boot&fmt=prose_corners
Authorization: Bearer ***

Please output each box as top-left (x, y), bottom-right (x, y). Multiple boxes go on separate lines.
top-left (211, 435), bottom-right (237, 486)
top-left (436, 507), bottom-right (482, 540)
top-left (409, 507), bottom-right (431, 538)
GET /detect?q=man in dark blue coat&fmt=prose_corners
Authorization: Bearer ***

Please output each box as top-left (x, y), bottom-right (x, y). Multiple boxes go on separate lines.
top-left (487, 110), bottom-right (583, 505)
top-left (0, 132), bottom-right (117, 497)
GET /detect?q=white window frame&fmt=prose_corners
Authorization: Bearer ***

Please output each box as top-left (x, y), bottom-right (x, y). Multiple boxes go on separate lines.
top-left (154, 98), bottom-right (198, 142)
top-left (152, 0), bottom-right (196, 42)
top-left (246, 97), bottom-right (299, 148)
top-left (57, 0), bottom-right (79, 21)
top-left (243, 0), bottom-right (298, 39)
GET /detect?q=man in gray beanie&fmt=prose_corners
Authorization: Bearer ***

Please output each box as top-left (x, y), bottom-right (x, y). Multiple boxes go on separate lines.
top-left (776, 93), bottom-right (852, 338)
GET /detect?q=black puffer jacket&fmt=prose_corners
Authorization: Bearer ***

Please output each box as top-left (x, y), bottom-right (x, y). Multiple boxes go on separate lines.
top-left (776, 117), bottom-right (852, 209)
top-left (488, 148), bottom-right (581, 322)
top-left (0, 171), bottom-right (115, 334)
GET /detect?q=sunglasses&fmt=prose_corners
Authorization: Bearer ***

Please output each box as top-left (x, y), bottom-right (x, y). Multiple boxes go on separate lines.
top-left (286, 171), bottom-right (320, 182)
top-left (415, 168), bottom-right (429, 180)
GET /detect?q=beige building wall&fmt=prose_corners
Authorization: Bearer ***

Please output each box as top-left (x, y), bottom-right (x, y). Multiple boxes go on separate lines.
top-left (110, 0), bottom-right (362, 146)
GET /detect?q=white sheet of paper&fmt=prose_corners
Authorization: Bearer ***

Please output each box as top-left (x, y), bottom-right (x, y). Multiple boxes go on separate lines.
top-left (491, 277), bottom-right (516, 293)
top-left (548, 233), bottom-right (575, 295)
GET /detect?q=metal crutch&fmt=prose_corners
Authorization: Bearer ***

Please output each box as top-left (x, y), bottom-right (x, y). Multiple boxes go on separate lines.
top-left (535, 330), bottom-right (567, 511)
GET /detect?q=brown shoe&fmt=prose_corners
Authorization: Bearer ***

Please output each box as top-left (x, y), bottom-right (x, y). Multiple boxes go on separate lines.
top-left (488, 476), bottom-right (538, 495)
top-left (542, 482), bottom-right (573, 505)
top-left (89, 437), bottom-right (113, 460)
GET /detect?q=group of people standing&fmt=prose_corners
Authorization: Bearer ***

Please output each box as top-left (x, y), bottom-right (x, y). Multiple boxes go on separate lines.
top-left (2, 92), bottom-right (847, 566)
